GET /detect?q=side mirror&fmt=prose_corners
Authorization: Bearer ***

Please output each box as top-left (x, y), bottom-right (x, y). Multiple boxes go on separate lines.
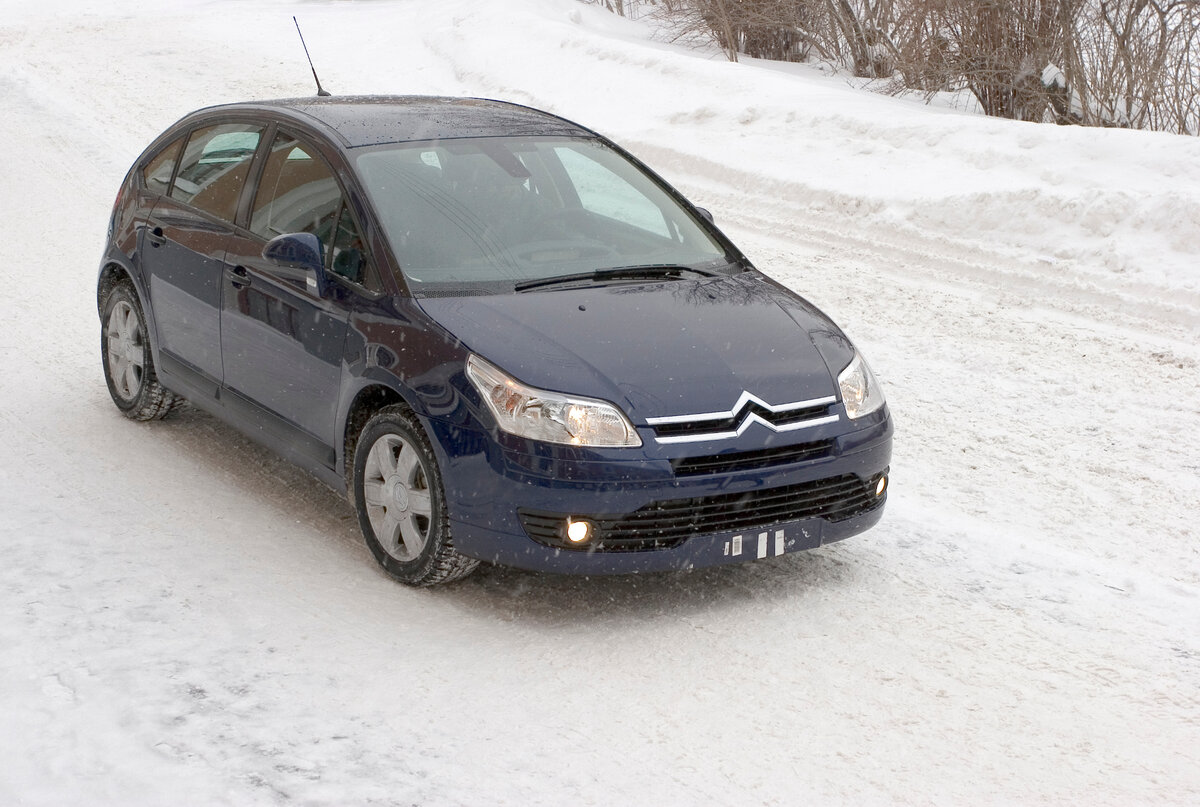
top-left (262, 232), bottom-right (332, 298)
top-left (695, 207), bottom-right (715, 224)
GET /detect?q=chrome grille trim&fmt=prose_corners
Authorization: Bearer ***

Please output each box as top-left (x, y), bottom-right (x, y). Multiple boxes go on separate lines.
top-left (645, 391), bottom-right (837, 425)
top-left (653, 413), bottom-right (839, 444)
top-left (646, 391), bottom-right (839, 444)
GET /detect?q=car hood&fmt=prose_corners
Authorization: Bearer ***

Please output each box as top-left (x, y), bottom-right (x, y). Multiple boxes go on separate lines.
top-left (417, 272), bottom-right (850, 422)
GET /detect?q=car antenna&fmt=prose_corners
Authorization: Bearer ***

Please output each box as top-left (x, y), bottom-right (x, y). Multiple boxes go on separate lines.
top-left (293, 16), bottom-right (331, 97)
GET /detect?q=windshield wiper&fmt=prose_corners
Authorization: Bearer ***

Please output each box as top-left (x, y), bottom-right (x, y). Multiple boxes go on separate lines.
top-left (514, 264), bottom-right (719, 293)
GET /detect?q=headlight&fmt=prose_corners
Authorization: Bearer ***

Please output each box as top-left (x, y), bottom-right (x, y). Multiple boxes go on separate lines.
top-left (465, 355), bottom-right (642, 447)
top-left (837, 351), bottom-right (886, 419)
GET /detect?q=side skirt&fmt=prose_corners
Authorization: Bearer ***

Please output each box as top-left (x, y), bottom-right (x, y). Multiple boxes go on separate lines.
top-left (158, 351), bottom-right (345, 494)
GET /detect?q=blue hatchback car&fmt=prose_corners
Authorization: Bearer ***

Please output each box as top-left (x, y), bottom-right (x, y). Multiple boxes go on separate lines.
top-left (99, 96), bottom-right (892, 586)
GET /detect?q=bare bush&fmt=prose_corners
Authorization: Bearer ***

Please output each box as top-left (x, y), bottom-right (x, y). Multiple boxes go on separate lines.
top-left (922, 0), bottom-right (1080, 121)
top-left (654, 0), bottom-right (834, 62)
top-left (622, 0), bottom-right (1199, 133)
top-left (828, 0), bottom-right (901, 76)
top-left (1067, 0), bottom-right (1200, 133)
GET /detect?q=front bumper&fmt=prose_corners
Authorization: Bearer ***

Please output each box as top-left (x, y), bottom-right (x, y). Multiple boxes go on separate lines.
top-left (426, 410), bottom-right (892, 575)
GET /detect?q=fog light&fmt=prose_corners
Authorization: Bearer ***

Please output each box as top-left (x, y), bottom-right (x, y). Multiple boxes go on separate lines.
top-left (875, 476), bottom-right (888, 496)
top-left (565, 518), bottom-right (592, 544)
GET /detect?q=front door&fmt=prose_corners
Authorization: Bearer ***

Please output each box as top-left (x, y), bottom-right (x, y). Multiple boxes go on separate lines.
top-left (219, 132), bottom-right (353, 466)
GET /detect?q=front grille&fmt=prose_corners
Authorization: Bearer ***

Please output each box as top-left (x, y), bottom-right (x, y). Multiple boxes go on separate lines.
top-left (519, 473), bottom-right (883, 552)
top-left (671, 440), bottom-right (835, 477)
top-left (650, 401), bottom-right (834, 441)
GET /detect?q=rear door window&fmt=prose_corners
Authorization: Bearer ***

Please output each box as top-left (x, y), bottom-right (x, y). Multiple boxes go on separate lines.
top-left (170, 123), bottom-right (263, 222)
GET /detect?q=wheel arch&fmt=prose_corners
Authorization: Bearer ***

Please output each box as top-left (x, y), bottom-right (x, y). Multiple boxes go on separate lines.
top-left (97, 260), bottom-right (136, 313)
top-left (340, 383), bottom-right (411, 494)
top-left (98, 258), bottom-right (166, 370)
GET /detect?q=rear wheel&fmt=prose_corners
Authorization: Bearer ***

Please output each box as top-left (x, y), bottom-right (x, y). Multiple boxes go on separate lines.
top-left (352, 405), bottom-right (479, 586)
top-left (100, 280), bottom-right (181, 421)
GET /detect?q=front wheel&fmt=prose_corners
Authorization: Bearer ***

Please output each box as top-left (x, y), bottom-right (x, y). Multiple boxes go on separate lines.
top-left (100, 279), bottom-right (181, 421)
top-left (352, 405), bottom-right (479, 586)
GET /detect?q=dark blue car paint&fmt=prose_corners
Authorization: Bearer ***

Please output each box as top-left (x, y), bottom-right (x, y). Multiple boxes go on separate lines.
top-left (99, 96), bottom-right (892, 575)
top-left (417, 272), bottom-right (852, 420)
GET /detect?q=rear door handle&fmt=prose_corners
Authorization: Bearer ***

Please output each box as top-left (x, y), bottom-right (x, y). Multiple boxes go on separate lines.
top-left (146, 226), bottom-right (165, 248)
top-left (227, 264), bottom-right (252, 289)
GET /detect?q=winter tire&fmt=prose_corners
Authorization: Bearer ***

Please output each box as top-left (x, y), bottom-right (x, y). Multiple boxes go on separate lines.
top-left (353, 405), bottom-right (479, 586)
top-left (101, 279), bottom-right (181, 421)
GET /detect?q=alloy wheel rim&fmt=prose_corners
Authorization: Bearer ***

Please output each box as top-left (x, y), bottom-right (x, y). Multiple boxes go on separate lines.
top-left (106, 300), bottom-right (144, 400)
top-left (362, 433), bottom-right (433, 562)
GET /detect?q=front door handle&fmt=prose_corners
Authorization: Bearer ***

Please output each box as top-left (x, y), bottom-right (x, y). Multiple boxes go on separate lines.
top-left (228, 264), bottom-right (252, 289)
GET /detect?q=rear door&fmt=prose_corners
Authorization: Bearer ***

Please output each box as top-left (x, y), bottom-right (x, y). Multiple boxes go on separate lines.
top-left (142, 122), bottom-right (264, 391)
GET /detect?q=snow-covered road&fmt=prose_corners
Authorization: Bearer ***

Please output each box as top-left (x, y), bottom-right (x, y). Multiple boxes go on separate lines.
top-left (2, 1), bottom-right (1197, 804)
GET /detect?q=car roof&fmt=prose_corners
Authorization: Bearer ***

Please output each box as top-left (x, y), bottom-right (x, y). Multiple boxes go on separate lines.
top-left (192, 95), bottom-right (594, 147)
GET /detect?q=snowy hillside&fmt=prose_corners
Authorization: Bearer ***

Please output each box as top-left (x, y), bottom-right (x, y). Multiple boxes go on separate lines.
top-left (1, 0), bottom-right (1197, 804)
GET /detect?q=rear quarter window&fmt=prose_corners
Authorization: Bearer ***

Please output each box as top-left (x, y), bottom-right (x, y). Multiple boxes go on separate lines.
top-left (143, 137), bottom-right (183, 195)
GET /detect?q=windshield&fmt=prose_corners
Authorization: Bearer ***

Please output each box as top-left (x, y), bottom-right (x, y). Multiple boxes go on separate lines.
top-left (354, 136), bottom-right (731, 294)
